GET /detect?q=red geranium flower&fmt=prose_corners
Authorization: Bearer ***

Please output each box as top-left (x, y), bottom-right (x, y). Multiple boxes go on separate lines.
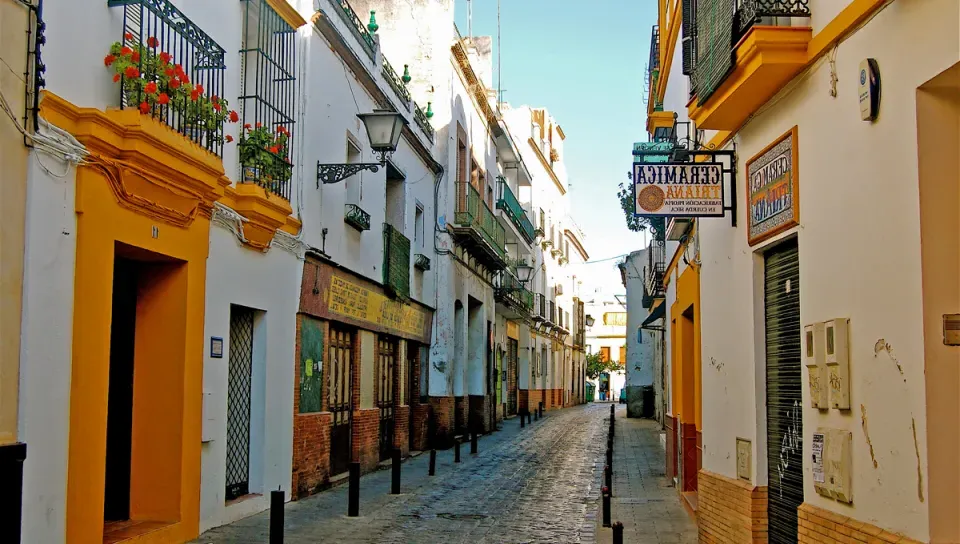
top-left (104, 54), bottom-right (116, 66)
top-left (211, 95), bottom-right (219, 104)
top-left (269, 146), bottom-right (279, 154)
top-left (226, 135), bottom-right (234, 143)
top-left (130, 51), bottom-right (140, 62)
top-left (139, 101), bottom-right (150, 114)
top-left (179, 72), bottom-right (190, 84)
top-left (174, 64), bottom-right (184, 75)
top-left (229, 111), bottom-right (239, 123)
top-left (244, 123), bottom-right (252, 129)
top-left (120, 46), bottom-right (133, 56)
top-left (159, 52), bottom-right (172, 64)
top-left (113, 74), bottom-right (121, 83)
top-left (194, 84), bottom-right (204, 94)
top-left (277, 126), bottom-right (285, 133)
top-left (165, 68), bottom-right (175, 77)
top-left (190, 90), bottom-right (200, 101)
top-left (124, 32), bottom-right (133, 41)
top-left (157, 93), bottom-right (170, 105)
top-left (169, 78), bottom-right (181, 89)
top-left (147, 36), bottom-right (159, 48)
top-left (145, 82), bottom-right (158, 94)
top-left (124, 66), bottom-right (139, 79)
top-left (213, 102), bottom-right (222, 112)
top-left (256, 122), bottom-right (262, 128)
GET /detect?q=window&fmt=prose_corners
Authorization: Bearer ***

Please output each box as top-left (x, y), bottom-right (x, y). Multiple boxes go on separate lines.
top-left (619, 346), bottom-right (626, 362)
top-left (345, 138), bottom-right (362, 203)
top-left (600, 346), bottom-right (611, 362)
top-left (457, 125), bottom-right (468, 181)
top-left (414, 204), bottom-right (424, 249)
top-left (240, 0), bottom-right (297, 200)
top-left (539, 209), bottom-right (545, 230)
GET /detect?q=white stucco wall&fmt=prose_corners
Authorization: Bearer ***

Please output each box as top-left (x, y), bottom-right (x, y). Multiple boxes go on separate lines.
top-left (624, 249), bottom-right (655, 388)
top-left (199, 226), bottom-right (302, 532)
top-left (696, 1), bottom-right (959, 539)
top-left (18, 152), bottom-right (78, 544)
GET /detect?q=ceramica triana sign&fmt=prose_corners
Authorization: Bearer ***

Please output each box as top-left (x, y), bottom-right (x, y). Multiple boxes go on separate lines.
top-left (633, 162), bottom-right (725, 217)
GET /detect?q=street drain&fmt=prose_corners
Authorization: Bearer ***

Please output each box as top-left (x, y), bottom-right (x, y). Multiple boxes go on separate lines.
top-left (437, 513), bottom-right (488, 521)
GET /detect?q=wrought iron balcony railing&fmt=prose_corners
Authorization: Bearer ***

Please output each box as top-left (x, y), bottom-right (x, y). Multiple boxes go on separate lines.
top-left (415, 253), bottom-right (431, 271)
top-left (495, 272), bottom-right (534, 313)
top-left (454, 181), bottom-right (506, 261)
top-left (383, 223), bottom-right (411, 299)
top-left (344, 203), bottom-right (371, 231)
top-left (496, 177), bottom-right (536, 244)
top-left (650, 25), bottom-right (660, 72)
top-left (109, 0), bottom-right (227, 156)
top-left (382, 59), bottom-right (411, 109)
top-left (691, 0), bottom-right (810, 104)
top-left (549, 301), bottom-right (556, 324)
top-left (334, 0), bottom-right (376, 61)
top-left (534, 293), bottom-right (548, 321)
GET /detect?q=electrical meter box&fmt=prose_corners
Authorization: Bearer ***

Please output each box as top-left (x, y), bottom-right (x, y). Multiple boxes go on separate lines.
top-left (804, 323), bottom-right (828, 409)
top-left (812, 429), bottom-right (830, 498)
top-left (825, 318), bottom-right (851, 410)
top-left (826, 429), bottom-right (853, 503)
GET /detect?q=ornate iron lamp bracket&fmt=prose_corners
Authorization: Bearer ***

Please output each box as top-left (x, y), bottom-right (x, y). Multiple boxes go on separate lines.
top-left (317, 150), bottom-right (390, 186)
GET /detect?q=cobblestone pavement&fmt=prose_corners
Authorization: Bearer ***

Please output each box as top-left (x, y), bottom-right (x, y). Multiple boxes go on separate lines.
top-left (194, 403), bottom-right (693, 543)
top-left (595, 406), bottom-right (698, 544)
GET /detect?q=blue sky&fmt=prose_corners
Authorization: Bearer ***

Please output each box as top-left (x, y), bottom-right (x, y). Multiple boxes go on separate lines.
top-left (453, 0), bottom-right (656, 294)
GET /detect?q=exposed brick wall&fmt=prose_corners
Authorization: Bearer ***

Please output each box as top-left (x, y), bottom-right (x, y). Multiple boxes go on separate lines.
top-left (291, 413), bottom-right (332, 499)
top-left (429, 396), bottom-right (455, 447)
top-left (351, 409), bottom-right (380, 472)
top-left (698, 470), bottom-right (768, 544)
top-left (798, 503), bottom-right (924, 544)
top-left (521, 389), bottom-right (543, 414)
top-left (665, 415), bottom-right (677, 481)
top-left (469, 394), bottom-right (491, 433)
top-left (410, 404), bottom-right (431, 450)
top-left (394, 405), bottom-right (410, 456)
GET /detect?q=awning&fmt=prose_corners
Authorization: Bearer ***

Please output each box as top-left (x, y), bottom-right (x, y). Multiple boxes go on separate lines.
top-left (641, 303), bottom-right (665, 329)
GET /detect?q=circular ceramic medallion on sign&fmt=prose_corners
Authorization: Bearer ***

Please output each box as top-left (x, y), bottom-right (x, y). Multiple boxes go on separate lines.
top-left (637, 185), bottom-right (666, 213)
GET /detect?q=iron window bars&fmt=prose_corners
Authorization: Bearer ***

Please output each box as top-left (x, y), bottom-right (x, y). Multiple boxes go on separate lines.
top-left (239, 0), bottom-right (297, 201)
top-left (688, 0), bottom-right (810, 105)
top-left (109, 0), bottom-right (227, 156)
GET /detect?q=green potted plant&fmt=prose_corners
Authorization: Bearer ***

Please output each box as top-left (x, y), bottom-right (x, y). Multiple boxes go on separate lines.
top-left (105, 33), bottom-right (238, 143)
top-left (237, 123), bottom-right (292, 193)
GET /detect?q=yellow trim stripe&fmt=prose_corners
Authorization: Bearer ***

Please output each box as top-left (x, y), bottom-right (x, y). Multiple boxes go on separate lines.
top-left (266, 0), bottom-right (308, 29)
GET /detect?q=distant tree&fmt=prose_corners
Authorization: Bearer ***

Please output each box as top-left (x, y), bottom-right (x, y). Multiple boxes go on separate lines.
top-left (586, 352), bottom-right (626, 380)
top-left (617, 181), bottom-right (650, 233)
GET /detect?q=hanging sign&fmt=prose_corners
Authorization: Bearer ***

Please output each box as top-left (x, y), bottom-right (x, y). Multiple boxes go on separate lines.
top-left (746, 126), bottom-right (800, 246)
top-left (633, 162), bottom-right (725, 217)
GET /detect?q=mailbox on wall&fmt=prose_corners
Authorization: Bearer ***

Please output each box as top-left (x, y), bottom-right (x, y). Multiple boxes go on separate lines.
top-left (804, 322), bottom-right (828, 409)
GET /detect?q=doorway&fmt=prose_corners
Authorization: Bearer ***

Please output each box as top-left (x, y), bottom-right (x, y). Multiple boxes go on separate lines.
top-left (328, 326), bottom-right (353, 477)
top-left (377, 336), bottom-right (397, 461)
top-left (102, 245), bottom-right (188, 541)
top-left (764, 238), bottom-right (803, 544)
top-left (225, 306), bottom-right (255, 501)
top-left (104, 257), bottom-right (138, 522)
top-left (507, 338), bottom-right (518, 416)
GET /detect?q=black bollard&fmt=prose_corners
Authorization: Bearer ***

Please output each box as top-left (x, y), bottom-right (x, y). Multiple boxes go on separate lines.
top-left (471, 431), bottom-right (478, 454)
top-left (429, 449), bottom-right (436, 476)
top-left (539, 403), bottom-right (544, 418)
top-left (269, 489), bottom-right (284, 544)
top-left (606, 446), bottom-right (613, 469)
top-left (391, 448), bottom-right (401, 494)
top-left (348, 462), bottom-right (360, 517)
top-left (520, 412), bottom-right (526, 428)
top-left (527, 411), bottom-right (532, 425)
top-left (602, 487), bottom-right (611, 527)
top-left (534, 410), bottom-right (539, 421)
top-left (454, 440), bottom-right (461, 463)
top-left (605, 464), bottom-right (612, 496)
top-left (613, 522), bottom-right (624, 544)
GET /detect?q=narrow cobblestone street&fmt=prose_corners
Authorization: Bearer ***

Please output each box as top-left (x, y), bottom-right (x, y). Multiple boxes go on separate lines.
top-left (194, 404), bottom-right (696, 544)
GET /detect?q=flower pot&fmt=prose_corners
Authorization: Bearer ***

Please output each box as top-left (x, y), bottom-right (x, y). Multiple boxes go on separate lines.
top-left (242, 165), bottom-right (261, 183)
top-left (183, 124), bottom-right (204, 143)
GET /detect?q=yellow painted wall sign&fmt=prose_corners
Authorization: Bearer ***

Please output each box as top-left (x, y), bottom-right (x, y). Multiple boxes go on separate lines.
top-left (327, 275), bottom-right (427, 339)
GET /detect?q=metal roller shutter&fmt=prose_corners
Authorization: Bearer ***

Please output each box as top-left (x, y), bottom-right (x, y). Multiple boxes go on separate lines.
top-left (764, 239), bottom-right (803, 543)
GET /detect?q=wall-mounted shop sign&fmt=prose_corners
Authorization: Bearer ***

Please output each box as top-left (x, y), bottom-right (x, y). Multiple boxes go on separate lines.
top-left (299, 259), bottom-right (433, 344)
top-left (746, 126), bottom-right (800, 246)
top-left (633, 162), bottom-right (725, 217)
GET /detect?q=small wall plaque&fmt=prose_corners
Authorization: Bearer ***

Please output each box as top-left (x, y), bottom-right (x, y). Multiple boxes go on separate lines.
top-left (210, 336), bottom-right (224, 358)
top-left (943, 314), bottom-right (960, 346)
top-left (736, 437), bottom-right (752, 482)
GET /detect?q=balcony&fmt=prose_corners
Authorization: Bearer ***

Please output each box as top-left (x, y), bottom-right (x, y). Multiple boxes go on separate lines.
top-left (533, 293), bottom-right (548, 323)
top-left (332, 0), bottom-right (376, 61)
top-left (108, 0), bottom-right (227, 156)
top-left (496, 177), bottom-right (537, 245)
top-left (688, 0), bottom-right (811, 130)
top-left (647, 24), bottom-right (661, 112)
top-left (642, 241), bottom-right (667, 309)
top-left (494, 271), bottom-right (534, 320)
top-left (415, 253), bottom-right (431, 271)
top-left (414, 101), bottom-right (435, 143)
top-left (451, 181), bottom-right (507, 270)
top-left (345, 203), bottom-right (371, 231)
top-left (382, 59), bottom-right (411, 110)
